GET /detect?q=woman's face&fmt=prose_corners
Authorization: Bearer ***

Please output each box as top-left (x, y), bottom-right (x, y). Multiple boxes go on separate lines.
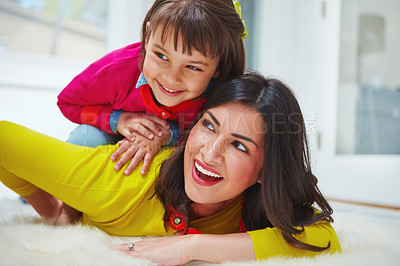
top-left (184, 102), bottom-right (265, 215)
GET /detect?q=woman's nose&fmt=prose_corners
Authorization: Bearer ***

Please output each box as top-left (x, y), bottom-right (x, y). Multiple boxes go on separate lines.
top-left (201, 139), bottom-right (224, 164)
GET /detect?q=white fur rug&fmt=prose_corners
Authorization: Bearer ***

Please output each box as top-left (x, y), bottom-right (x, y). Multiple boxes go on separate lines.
top-left (0, 198), bottom-right (399, 266)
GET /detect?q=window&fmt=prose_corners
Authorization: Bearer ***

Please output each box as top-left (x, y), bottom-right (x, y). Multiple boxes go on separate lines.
top-left (0, 0), bottom-right (108, 60)
top-left (336, 0), bottom-right (400, 154)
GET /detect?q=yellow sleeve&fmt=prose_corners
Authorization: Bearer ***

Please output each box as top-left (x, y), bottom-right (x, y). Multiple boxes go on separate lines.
top-left (247, 221), bottom-right (341, 260)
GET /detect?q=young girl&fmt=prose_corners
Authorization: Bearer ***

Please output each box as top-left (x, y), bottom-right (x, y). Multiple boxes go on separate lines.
top-left (57, 0), bottom-right (246, 175)
top-left (0, 72), bottom-right (340, 264)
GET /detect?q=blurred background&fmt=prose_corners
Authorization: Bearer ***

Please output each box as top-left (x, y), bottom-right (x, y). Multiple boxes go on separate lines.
top-left (0, 0), bottom-right (399, 207)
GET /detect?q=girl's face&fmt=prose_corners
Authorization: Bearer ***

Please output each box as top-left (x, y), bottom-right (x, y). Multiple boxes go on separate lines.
top-left (184, 102), bottom-right (265, 217)
top-left (143, 24), bottom-right (220, 107)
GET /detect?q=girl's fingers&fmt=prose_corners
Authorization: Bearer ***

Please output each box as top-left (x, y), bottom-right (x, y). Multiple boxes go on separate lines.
top-left (119, 128), bottom-right (134, 140)
top-left (140, 119), bottom-right (164, 137)
top-left (134, 123), bottom-right (155, 140)
top-left (147, 115), bottom-right (170, 130)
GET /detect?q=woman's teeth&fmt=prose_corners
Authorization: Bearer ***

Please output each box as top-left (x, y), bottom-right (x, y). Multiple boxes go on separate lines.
top-left (195, 161), bottom-right (222, 178)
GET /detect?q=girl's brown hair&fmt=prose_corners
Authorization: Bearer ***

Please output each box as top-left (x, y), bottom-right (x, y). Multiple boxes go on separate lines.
top-left (139, 0), bottom-right (245, 86)
top-left (155, 71), bottom-right (334, 252)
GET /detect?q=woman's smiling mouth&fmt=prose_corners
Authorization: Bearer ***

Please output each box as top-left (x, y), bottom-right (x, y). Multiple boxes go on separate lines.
top-left (192, 159), bottom-right (223, 186)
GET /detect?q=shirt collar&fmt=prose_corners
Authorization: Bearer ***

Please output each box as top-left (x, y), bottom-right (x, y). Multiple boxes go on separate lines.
top-left (136, 72), bottom-right (148, 88)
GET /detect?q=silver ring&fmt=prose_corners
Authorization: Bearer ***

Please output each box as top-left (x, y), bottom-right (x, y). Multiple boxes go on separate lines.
top-left (128, 243), bottom-right (134, 251)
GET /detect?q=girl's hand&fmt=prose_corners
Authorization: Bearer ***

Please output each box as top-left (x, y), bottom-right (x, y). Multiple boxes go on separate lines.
top-left (111, 235), bottom-right (194, 265)
top-left (117, 112), bottom-right (170, 141)
top-left (111, 127), bottom-right (171, 175)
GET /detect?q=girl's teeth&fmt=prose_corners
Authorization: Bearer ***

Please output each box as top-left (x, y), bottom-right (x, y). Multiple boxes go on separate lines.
top-left (195, 161), bottom-right (222, 178)
top-left (163, 86), bottom-right (179, 93)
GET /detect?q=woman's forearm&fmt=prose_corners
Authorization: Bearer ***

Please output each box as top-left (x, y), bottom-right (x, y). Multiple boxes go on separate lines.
top-left (188, 233), bottom-right (255, 263)
top-left (112, 233), bottom-right (255, 265)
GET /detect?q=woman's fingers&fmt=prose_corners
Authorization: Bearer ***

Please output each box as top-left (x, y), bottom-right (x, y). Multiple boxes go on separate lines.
top-left (124, 149), bottom-right (146, 175)
top-left (114, 145), bottom-right (139, 171)
top-left (140, 152), bottom-right (156, 176)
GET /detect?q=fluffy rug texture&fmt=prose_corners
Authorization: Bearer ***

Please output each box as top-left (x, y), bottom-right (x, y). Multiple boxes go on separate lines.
top-left (0, 198), bottom-right (399, 266)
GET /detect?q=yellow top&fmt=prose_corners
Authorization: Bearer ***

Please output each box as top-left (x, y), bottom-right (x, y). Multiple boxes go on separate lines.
top-left (248, 221), bottom-right (341, 259)
top-left (0, 121), bottom-right (341, 260)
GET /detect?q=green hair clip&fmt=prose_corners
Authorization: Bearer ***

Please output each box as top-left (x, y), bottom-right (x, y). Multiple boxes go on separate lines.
top-left (233, 1), bottom-right (247, 39)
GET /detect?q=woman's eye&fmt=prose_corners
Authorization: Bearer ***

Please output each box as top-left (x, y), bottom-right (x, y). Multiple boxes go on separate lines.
top-left (202, 119), bottom-right (214, 131)
top-left (156, 52), bottom-right (168, 60)
top-left (187, 65), bottom-right (200, 71)
top-left (233, 141), bottom-right (248, 153)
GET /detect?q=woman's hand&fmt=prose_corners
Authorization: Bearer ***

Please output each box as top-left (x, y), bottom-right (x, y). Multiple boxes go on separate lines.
top-left (111, 127), bottom-right (171, 175)
top-left (111, 233), bottom-right (255, 265)
top-left (116, 112), bottom-right (170, 141)
top-left (111, 235), bottom-right (195, 265)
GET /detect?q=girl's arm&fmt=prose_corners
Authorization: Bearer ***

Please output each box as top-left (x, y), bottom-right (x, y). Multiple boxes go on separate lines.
top-left (57, 43), bottom-right (142, 134)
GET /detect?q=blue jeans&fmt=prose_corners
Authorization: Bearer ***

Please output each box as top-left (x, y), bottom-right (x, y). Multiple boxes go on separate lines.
top-left (67, 124), bottom-right (124, 147)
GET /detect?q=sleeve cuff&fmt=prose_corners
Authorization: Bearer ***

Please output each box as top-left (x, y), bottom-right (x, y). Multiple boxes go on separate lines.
top-left (109, 110), bottom-right (124, 134)
top-left (163, 121), bottom-right (181, 147)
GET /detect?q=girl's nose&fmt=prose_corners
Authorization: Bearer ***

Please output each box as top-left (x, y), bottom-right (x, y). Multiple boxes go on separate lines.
top-left (164, 66), bottom-right (182, 85)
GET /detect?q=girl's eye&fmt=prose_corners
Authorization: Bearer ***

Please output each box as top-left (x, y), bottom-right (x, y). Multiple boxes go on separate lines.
top-left (187, 65), bottom-right (200, 71)
top-left (156, 52), bottom-right (168, 61)
top-left (202, 119), bottom-right (214, 131)
top-left (233, 141), bottom-right (248, 153)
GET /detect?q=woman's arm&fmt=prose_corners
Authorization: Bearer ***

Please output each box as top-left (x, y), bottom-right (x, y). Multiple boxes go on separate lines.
top-left (112, 233), bottom-right (255, 265)
top-left (248, 221), bottom-right (341, 259)
top-left (189, 233), bottom-right (255, 262)
top-left (112, 221), bottom-right (341, 264)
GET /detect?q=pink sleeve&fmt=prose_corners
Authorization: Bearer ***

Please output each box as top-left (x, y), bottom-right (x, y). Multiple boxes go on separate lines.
top-left (57, 43), bottom-right (141, 134)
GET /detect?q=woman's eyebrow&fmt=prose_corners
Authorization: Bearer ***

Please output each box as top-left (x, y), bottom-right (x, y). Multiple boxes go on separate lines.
top-left (232, 133), bottom-right (259, 149)
top-left (205, 111), bottom-right (220, 126)
top-left (206, 111), bottom-right (258, 149)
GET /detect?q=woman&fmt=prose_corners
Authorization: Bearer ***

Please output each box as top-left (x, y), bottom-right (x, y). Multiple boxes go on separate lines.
top-left (0, 72), bottom-right (340, 264)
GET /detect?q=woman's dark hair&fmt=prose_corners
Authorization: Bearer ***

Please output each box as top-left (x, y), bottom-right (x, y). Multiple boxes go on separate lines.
top-left (139, 0), bottom-right (245, 86)
top-left (155, 71), bottom-right (333, 252)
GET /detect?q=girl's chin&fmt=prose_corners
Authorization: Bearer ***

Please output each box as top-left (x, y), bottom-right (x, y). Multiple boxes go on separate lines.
top-left (153, 96), bottom-right (181, 107)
